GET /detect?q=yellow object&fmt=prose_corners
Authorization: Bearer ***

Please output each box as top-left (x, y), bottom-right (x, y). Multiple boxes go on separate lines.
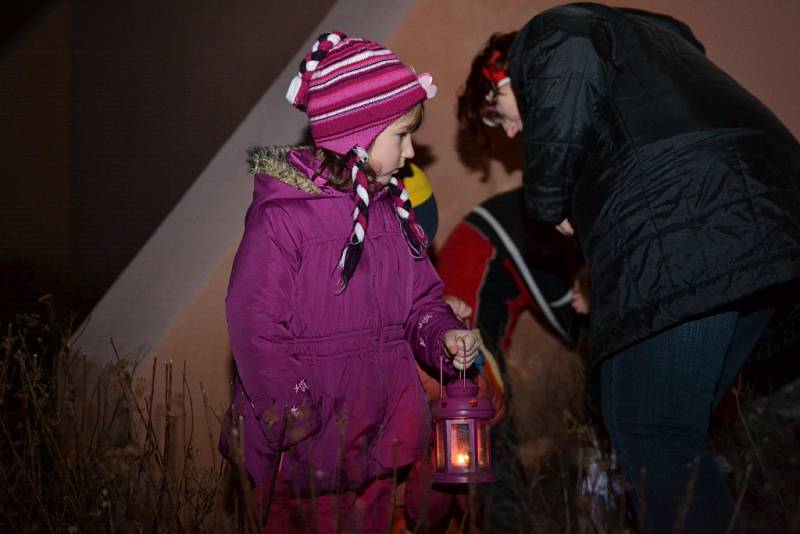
top-left (404, 163), bottom-right (433, 208)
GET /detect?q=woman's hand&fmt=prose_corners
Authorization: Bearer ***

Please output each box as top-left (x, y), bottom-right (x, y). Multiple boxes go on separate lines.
top-left (555, 218), bottom-right (575, 236)
top-left (442, 329), bottom-right (480, 370)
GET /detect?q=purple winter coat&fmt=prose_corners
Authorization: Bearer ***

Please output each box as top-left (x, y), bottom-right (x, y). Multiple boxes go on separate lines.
top-left (220, 146), bottom-right (462, 495)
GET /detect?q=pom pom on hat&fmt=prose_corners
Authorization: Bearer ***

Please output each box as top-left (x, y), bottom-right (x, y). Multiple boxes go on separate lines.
top-left (286, 32), bottom-right (344, 111)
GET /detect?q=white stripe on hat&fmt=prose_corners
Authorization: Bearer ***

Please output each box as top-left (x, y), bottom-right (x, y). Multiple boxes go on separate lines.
top-left (310, 81), bottom-right (419, 123)
top-left (310, 59), bottom-right (400, 92)
top-left (311, 49), bottom-right (393, 79)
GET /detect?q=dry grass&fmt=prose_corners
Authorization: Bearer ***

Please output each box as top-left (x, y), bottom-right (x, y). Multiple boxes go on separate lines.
top-left (1, 301), bottom-right (796, 533)
top-left (0, 299), bottom-right (257, 533)
top-left (709, 373), bottom-right (800, 533)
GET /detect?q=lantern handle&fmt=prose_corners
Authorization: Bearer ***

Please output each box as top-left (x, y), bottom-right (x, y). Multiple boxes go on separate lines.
top-left (439, 338), bottom-right (468, 397)
top-left (460, 338), bottom-right (467, 390)
top-left (439, 355), bottom-right (444, 399)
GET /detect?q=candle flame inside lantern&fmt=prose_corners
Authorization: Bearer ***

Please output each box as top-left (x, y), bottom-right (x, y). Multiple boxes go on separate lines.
top-left (454, 453), bottom-right (470, 466)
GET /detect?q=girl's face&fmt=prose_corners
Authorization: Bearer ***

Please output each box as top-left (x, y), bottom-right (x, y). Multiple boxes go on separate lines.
top-left (484, 84), bottom-right (523, 138)
top-left (368, 107), bottom-right (419, 185)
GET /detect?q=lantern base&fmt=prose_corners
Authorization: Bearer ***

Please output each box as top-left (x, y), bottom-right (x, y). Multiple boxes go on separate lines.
top-left (432, 471), bottom-right (496, 484)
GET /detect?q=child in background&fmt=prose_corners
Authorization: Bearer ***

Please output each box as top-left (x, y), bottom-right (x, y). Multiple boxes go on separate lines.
top-left (219, 32), bottom-right (479, 533)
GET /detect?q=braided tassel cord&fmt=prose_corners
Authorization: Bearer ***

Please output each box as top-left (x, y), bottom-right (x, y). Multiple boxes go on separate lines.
top-left (389, 176), bottom-right (428, 258)
top-left (336, 147), bottom-right (371, 290)
top-left (336, 153), bottom-right (429, 292)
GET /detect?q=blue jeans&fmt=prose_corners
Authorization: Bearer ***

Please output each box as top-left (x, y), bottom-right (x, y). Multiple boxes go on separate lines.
top-left (601, 307), bottom-right (773, 533)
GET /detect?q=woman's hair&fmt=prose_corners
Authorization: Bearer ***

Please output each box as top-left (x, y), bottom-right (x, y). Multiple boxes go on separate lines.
top-left (316, 103), bottom-right (425, 190)
top-left (456, 32), bottom-right (517, 148)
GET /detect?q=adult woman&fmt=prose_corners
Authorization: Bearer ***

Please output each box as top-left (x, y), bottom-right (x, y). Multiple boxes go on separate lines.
top-left (459, 4), bottom-right (800, 532)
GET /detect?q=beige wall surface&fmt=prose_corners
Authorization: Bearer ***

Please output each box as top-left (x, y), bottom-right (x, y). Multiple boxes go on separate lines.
top-left (143, 0), bottom-right (800, 465)
top-left (144, 245), bottom-right (237, 465)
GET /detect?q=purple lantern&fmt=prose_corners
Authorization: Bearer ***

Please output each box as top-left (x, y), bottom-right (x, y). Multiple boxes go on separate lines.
top-left (431, 376), bottom-right (495, 484)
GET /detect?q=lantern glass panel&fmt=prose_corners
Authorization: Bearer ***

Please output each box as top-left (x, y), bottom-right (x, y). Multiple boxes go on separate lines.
top-left (435, 420), bottom-right (447, 470)
top-left (449, 422), bottom-right (471, 469)
top-left (477, 421), bottom-right (490, 468)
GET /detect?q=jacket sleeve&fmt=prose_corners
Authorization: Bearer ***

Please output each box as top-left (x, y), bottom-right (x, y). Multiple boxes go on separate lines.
top-left (511, 28), bottom-right (608, 224)
top-left (405, 256), bottom-right (464, 377)
top-left (225, 202), bottom-right (320, 478)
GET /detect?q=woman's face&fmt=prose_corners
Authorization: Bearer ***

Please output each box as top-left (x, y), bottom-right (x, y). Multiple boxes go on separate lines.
top-left (368, 108), bottom-right (418, 185)
top-left (493, 84), bottom-right (523, 138)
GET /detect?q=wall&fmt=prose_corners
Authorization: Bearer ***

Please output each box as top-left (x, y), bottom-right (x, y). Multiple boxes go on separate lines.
top-left (1, 2), bottom-right (72, 319)
top-left (1, 0), bottom-right (338, 322)
top-left (69, 0), bottom-right (338, 309)
top-left (85, 0), bottom-right (800, 466)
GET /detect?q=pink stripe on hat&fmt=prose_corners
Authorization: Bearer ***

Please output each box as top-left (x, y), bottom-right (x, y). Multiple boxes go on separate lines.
top-left (309, 58), bottom-right (400, 92)
top-left (309, 67), bottom-right (415, 114)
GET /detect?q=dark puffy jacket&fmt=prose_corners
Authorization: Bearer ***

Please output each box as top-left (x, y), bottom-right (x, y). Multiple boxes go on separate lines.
top-left (510, 3), bottom-right (800, 364)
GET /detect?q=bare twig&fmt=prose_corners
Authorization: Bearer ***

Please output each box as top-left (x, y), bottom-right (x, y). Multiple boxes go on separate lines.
top-left (725, 463), bottom-right (752, 534)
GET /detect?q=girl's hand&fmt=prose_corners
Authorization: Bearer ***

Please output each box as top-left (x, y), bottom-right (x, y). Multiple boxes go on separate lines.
top-left (443, 329), bottom-right (480, 370)
top-left (444, 295), bottom-right (473, 322)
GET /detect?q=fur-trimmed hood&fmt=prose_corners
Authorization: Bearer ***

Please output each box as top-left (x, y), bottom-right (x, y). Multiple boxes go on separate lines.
top-left (246, 145), bottom-right (327, 198)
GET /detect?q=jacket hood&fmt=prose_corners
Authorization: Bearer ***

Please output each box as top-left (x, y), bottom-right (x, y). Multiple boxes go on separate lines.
top-left (247, 145), bottom-right (338, 202)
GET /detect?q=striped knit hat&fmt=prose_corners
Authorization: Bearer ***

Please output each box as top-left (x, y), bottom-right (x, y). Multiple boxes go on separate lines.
top-left (286, 31), bottom-right (436, 288)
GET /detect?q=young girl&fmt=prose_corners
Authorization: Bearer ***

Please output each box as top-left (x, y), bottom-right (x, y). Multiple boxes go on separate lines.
top-left (220, 32), bottom-right (479, 533)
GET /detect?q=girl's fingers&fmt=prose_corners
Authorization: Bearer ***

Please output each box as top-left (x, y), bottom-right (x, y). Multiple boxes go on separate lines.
top-left (452, 339), bottom-right (477, 370)
top-left (445, 330), bottom-right (480, 368)
top-left (454, 355), bottom-right (476, 370)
